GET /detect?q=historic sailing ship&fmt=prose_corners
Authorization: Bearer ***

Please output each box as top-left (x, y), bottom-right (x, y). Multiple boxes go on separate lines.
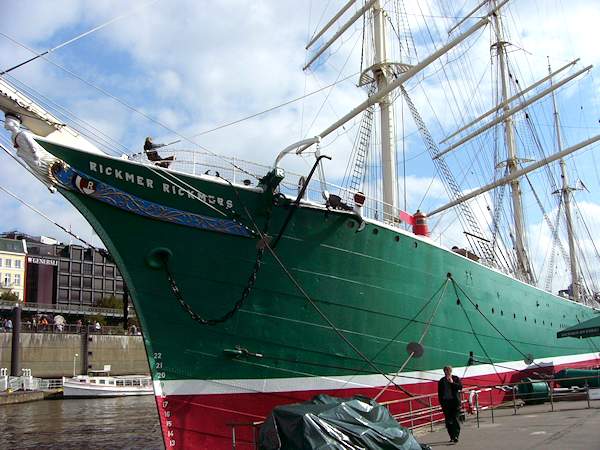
top-left (2, 1), bottom-right (600, 448)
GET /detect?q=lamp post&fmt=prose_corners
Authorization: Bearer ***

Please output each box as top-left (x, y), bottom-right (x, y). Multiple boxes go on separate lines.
top-left (10, 301), bottom-right (22, 377)
top-left (73, 353), bottom-right (79, 377)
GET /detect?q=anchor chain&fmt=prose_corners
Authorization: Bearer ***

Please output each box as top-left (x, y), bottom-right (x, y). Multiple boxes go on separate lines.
top-left (164, 177), bottom-right (274, 326)
top-left (165, 244), bottom-right (266, 326)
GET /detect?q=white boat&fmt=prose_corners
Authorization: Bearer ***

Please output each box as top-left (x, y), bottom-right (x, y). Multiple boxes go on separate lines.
top-left (62, 372), bottom-right (153, 397)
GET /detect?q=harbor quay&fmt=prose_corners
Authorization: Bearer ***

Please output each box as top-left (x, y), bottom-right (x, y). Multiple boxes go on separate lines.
top-left (420, 400), bottom-right (600, 449)
top-left (0, 326), bottom-right (149, 378)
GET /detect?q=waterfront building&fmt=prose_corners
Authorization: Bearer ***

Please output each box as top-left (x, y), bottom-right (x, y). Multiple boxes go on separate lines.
top-left (0, 238), bottom-right (27, 300)
top-left (1, 231), bottom-right (125, 307)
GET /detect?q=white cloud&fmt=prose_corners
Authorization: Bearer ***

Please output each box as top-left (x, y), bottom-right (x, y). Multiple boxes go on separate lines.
top-left (0, 0), bottom-right (599, 295)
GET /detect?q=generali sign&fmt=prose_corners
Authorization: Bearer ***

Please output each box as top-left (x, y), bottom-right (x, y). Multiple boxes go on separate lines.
top-left (27, 256), bottom-right (59, 267)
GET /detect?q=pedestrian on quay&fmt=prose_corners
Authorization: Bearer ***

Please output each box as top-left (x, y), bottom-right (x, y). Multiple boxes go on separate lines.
top-left (438, 365), bottom-right (463, 444)
top-left (5, 317), bottom-right (12, 332)
top-left (76, 319), bottom-right (82, 333)
top-left (94, 321), bottom-right (101, 333)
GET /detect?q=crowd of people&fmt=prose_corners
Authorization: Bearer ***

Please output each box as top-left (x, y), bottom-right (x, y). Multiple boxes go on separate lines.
top-left (0, 313), bottom-right (141, 335)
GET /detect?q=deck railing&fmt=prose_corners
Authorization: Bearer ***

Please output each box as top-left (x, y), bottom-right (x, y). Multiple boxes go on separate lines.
top-left (131, 149), bottom-right (408, 227)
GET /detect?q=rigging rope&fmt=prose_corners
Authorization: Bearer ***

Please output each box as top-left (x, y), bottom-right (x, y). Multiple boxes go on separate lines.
top-left (450, 276), bottom-right (546, 371)
top-left (0, 0), bottom-right (161, 76)
top-left (374, 278), bottom-right (449, 400)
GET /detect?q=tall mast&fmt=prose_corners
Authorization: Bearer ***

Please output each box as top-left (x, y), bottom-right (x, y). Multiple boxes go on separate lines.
top-left (491, 1), bottom-right (534, 283)
top-left (373, 0), bottom-right (397, 220)
top-left (548, 60), bottom-right (580, 301)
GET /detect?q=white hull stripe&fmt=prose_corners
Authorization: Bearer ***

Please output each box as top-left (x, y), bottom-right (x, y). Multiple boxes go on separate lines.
top-left (153, 352), bottom-right (600, 396)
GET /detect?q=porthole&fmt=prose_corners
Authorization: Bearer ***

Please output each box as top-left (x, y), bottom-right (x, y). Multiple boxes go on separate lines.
top-left (394, 236), bottom-right (400, 242)
top-left (492, 308), bottom-right (495, 314)
top-left (525, 316), bottom-right (527, 322)
top-left (534, 319), bottom-right (537, 324)
top-left (501, 310), bottom-right (504, 316)
top-left (513, 313), bottom-right (516, 319)
top-left (373, 228), bottom-right (379, 235)
top-left (414, 242), bottom-right (418, 248)
top-left (456, 299), bottom-right (461, 305)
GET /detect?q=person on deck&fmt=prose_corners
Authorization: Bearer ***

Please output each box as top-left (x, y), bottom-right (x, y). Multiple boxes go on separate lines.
top-left (438, 365), bottom-right (463, 443)
top-left (144, 136), bottom-right (175, 168)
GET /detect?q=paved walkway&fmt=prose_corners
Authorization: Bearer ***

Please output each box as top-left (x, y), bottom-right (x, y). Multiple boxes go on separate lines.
top-left (418, 401), bottom-right (600, 449)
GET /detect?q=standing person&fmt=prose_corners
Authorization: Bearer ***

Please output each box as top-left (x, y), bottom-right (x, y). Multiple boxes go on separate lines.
top-left (438, 366), bottom-right (463, 443)
top-left (94, 321), bottom-right (101, 333)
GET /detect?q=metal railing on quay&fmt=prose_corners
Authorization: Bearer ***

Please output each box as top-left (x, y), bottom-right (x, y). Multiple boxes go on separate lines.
top-left (1, 368), bottom-right (64, 392)
top-left (0, 299), bottom-right (134, 318)
top-left (0, 323), bottom-right (131, 335)
top-left (225, 374), bottom-right (600, 449)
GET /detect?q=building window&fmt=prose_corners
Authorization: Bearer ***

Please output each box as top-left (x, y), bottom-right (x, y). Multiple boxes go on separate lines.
top-left (72, 262), bottom-right (81, 274)
top-left (71, 276), bottom-right (81, 288)
top-left (94, 265), bottom-right (103, 276)
top-left (83, 264), bottom-right (92, 275)
top-left (83, 277), bottom-right (92, 289)
top-left (59, 289), bottom-right (68, 301)
top-left (59, 275), bottom-right (69, 286)
top-left (14, 260), bottom-right (21, 269)
top-left (105, 280), bottom-right (114, 291)
top-left (94, 252), bottom-right (104, 263)
top-left (60, 260), bottom-right (70, 272)
top-left (93, 278), bottom-right (103, 290)
top-left (72, 247), bottom-right (82, 261)
top-left (70, 290), bottom-right (81, 301)
top-left (82, 291), bottom-right (92, 303)
top-left (115, 280), bottom-right (124, 291)
top-left (14, 274), bottom-right (21, 287)
top-left (5, 259), bottom-right (11, 269)
top-left (3, 273), bottom-right (10, 287)
top-left (105, 266), bottom-right (114, 278)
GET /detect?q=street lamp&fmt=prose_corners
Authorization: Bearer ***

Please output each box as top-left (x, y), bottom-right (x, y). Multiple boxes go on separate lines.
top-left (73, 353), bottom-right (79, 377)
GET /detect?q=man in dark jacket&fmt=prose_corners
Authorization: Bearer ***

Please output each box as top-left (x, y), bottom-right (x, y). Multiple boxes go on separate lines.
top-left (438, 365), bottom-right (463, 443)
top-left (144, 137), bottom-right (175, 168)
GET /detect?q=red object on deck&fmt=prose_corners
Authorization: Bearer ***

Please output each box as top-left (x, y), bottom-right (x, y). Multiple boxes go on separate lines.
top-left (354, 191), bottom-right (366, 207)
top-left (412, 210), bottom-right (429, 236)
top-left (398, 210), bottom-right (415, 226)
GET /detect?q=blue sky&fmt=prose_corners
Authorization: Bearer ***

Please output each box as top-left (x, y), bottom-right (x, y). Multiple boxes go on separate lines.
top-left (0, 0), bottom-right (599, 290)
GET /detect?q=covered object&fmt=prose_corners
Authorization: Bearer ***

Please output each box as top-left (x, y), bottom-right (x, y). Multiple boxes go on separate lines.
top-left (557, 315), bottom-right (600, 339)
top-left (259, 395), bottom-right (424, 450)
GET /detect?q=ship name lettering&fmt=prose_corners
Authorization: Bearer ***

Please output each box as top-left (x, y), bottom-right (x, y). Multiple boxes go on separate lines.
top-left (169, 439), bottom-right (176, 447)
top-left (89, 161), bottom-right (153, 188)
top-left (166, 420), bottom-right (173, 427)
top-left (87, 161), bottom-right (232, 208)
top-left (168, 431), bottom-right (174, 438)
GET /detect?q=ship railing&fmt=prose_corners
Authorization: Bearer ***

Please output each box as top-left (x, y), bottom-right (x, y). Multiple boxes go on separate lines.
top-left (130, 149), bottom-right (411, 229)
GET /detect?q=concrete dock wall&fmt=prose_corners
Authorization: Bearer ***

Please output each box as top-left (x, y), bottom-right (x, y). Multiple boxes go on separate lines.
top-left (0, 332), bottom-right (149, 377)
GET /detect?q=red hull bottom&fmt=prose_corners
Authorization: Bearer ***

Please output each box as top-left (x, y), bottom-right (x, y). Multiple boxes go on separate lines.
top-left (155, 358), bottom-right (598, 449)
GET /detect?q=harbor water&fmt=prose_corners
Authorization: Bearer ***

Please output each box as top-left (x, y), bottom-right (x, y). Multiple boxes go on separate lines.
top-left (0, 396), bottom-right (162, 449)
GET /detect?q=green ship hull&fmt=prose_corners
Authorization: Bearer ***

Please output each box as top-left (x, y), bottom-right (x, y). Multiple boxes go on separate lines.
top-left (40, 141), bottom-right (600, 449)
